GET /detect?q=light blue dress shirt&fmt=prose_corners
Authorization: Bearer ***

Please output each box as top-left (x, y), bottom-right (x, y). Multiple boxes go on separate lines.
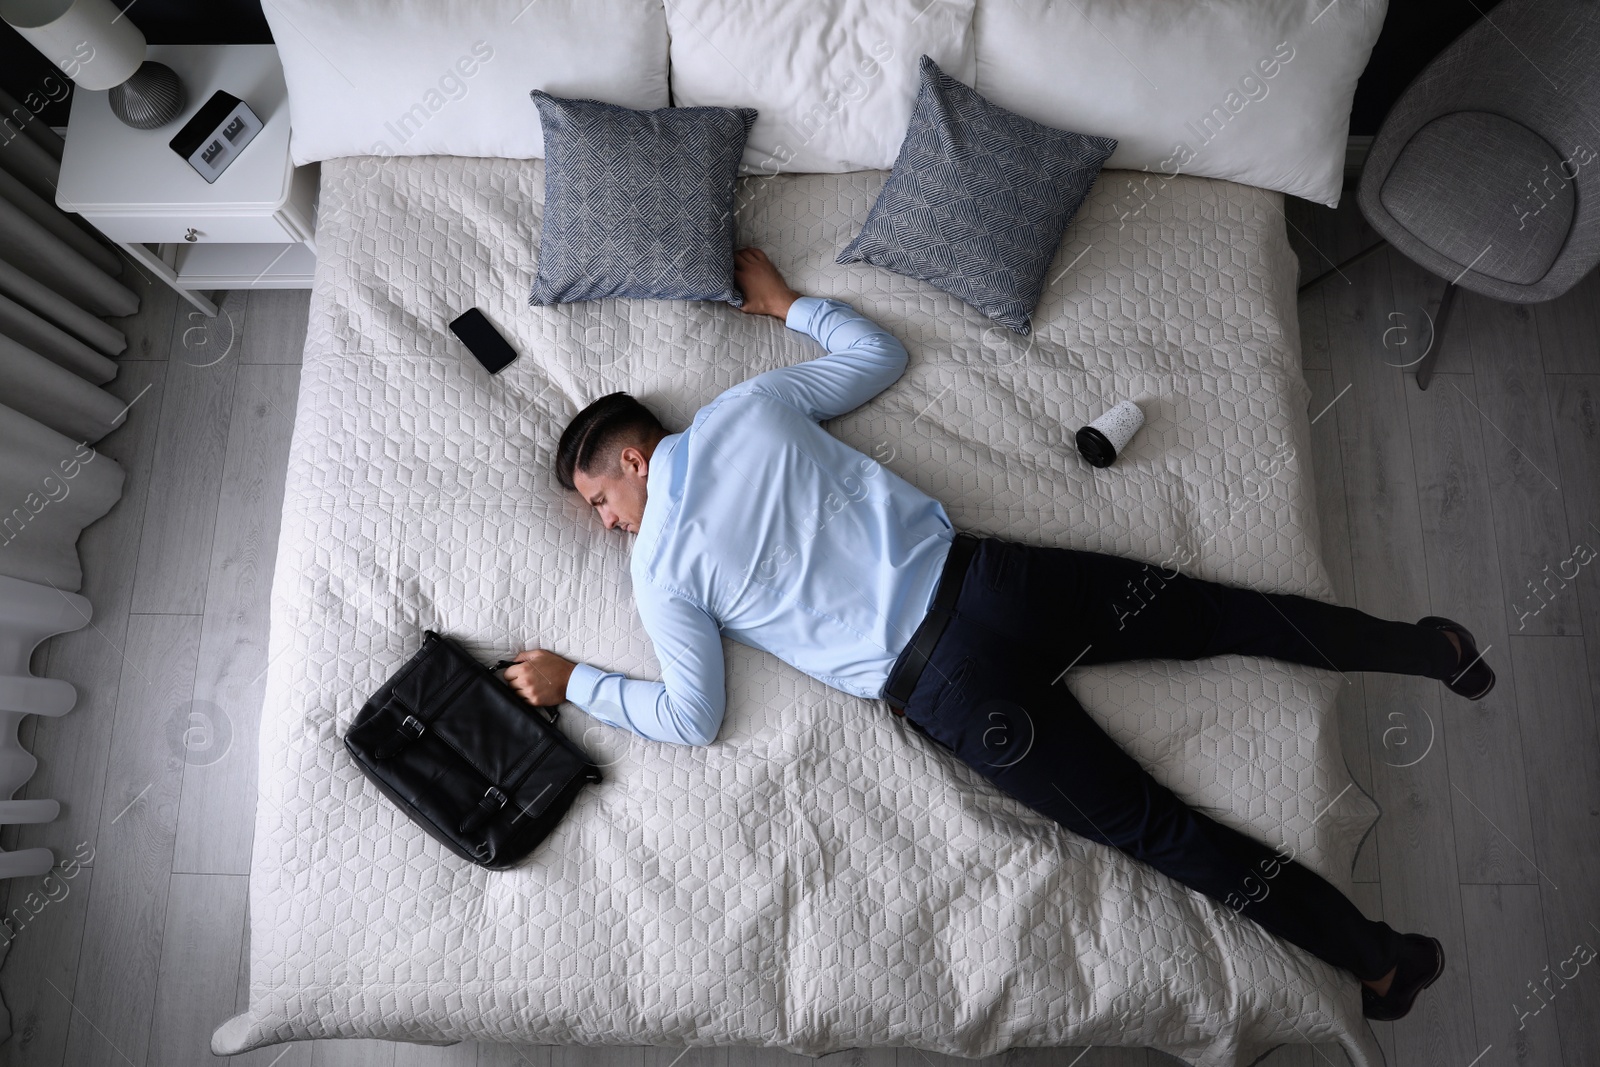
top-left (564, 297), bottom-right (955, 745)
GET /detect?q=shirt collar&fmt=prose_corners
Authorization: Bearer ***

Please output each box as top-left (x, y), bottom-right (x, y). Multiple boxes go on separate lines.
top-left (635, 432), bottom-right (682, 550)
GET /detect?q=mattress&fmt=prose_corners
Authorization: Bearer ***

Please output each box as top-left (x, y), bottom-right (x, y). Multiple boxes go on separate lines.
top-left (213, 156), bottom-right (1383, 1067)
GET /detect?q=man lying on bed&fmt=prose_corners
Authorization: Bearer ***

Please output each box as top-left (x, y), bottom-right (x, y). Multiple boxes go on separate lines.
top-left (505, 246), bottom-right (1493, 1022)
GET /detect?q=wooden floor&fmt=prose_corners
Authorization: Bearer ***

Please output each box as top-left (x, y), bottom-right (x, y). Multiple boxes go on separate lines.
top-left (1, 193), bottom-right (1597, 1067)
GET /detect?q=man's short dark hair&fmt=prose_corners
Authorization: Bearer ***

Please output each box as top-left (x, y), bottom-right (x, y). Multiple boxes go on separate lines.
top-left (555, 392), bottom-right (666, 492)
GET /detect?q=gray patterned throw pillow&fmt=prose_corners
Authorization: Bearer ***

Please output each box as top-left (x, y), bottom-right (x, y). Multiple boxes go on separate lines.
top-left (529, 92), bottom-right (757, 307)
top-left (837, 56), bottom-right (1117, 335)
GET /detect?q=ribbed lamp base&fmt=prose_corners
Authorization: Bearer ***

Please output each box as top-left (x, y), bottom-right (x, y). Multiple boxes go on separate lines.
top-left (107, 61), bottom-right (186, 130)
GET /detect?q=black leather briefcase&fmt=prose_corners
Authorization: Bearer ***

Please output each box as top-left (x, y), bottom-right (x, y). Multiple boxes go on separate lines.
top-left (344, 630), bottom-right (602, 869)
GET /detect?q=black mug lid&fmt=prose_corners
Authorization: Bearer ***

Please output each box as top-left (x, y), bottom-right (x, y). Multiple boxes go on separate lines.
top-left (1076, 425), bottom-right (1116, 468)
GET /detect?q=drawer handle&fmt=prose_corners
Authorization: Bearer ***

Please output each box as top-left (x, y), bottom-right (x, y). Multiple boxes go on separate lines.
top-left (183, 228), bottom-right (199, 243)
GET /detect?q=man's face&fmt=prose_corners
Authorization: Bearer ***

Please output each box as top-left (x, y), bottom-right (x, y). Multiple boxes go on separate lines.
top-left (572, 445), bottom-right (650, 534)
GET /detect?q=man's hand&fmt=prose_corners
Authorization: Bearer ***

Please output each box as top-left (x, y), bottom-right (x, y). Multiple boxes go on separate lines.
top-left (503, 649), bottom-right (577, 708)
top-left (734, 247), bottom-right (801, 320)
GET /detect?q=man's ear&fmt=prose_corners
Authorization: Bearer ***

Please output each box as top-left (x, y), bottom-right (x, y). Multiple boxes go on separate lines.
top-left (619, 445), bottom-right (648, 479)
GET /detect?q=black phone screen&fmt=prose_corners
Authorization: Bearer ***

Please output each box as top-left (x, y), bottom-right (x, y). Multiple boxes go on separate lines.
top-left (449, 308), bottom-right (518, 374)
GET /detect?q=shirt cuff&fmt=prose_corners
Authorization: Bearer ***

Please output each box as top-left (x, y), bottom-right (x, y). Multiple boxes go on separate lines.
top-left (565, 662), bottom-right (605, 708)
top-left (784, 295), bottom-right (826, 333)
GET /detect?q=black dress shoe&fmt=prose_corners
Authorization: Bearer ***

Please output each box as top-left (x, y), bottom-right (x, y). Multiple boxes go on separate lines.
top-left (1363, 933), bottom-right (1445, 1021)
top-left (1419, 616), bottom-right (1495, 700)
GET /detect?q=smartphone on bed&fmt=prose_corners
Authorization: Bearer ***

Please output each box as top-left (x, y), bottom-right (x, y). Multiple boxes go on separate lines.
top-left (449, 308), bottom-right (518, 374)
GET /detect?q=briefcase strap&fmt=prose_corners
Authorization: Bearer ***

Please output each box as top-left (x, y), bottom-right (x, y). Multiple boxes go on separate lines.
top-left (373, 711), bottom-right (427, 759)
top-left (459, 786), bottom-right (509, 834)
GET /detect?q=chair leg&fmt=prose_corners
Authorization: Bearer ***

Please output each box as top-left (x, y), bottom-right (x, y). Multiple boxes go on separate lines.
top-left (1297, 238), bottom-right (1389, 293)
top-left (1415, 282), bottom-right (1456, 391)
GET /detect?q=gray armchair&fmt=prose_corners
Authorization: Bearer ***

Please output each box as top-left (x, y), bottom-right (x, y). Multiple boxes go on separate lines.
top-left (1349, 0), bottom-right (1600, 387)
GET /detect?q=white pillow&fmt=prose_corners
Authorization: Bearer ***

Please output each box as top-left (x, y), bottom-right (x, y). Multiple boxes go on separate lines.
top-left (663, 0), bottom-right (977, 175)
top-left (260, 0), bottom-right (670, 165)
top-left (974, 0), bottom-right (1387, 206)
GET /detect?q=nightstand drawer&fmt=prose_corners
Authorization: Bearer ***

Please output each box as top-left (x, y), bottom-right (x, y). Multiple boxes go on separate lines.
top-left (84, 212), bottom-right (296, 245)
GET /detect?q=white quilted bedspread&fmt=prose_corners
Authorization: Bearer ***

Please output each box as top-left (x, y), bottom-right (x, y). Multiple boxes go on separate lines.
top-left (213, 156), bottom-right (1382, 1067)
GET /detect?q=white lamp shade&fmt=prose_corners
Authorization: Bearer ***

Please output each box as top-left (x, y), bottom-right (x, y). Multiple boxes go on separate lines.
top-left (0, 0), bottom-right (145, 90)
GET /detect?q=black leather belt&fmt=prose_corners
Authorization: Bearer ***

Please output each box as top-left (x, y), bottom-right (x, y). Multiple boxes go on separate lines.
top-left (883, 532), bottom-right (980, 716)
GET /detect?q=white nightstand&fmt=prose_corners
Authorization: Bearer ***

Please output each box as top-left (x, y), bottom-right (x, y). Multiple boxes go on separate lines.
top-left (56, 44), bottom-right (318, 317)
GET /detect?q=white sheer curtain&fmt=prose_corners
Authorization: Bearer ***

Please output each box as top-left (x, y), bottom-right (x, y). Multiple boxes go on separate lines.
top-left (0, 84), bottom-right (132, 897)
top-left (1, 84), bottom-right (132, 590)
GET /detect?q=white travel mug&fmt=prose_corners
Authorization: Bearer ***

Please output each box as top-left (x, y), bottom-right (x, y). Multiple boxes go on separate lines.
top-left (1076, 400), bottom-right (1145, 468)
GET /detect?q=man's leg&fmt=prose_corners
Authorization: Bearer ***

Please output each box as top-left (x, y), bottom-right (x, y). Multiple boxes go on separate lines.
top-left (900, 615), bottom-right (1406, 982)
top-left (954, 538), bottom-right (1460, 680)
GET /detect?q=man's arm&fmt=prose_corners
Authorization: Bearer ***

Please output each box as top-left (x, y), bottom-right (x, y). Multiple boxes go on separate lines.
top-left (734, 247), bottom-right (909, 422)
top-left (563, 580), bottom-right (726, 747)
top-left (741, 298), bottom-right (910, 422)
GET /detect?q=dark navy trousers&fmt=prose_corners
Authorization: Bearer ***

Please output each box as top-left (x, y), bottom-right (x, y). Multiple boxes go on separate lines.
top-left (898, 536), bottom-right (1459, 982)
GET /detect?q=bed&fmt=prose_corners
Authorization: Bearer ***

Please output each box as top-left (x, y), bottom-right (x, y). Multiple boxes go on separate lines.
top-left (210, 152), bottom-right (1384, 1066)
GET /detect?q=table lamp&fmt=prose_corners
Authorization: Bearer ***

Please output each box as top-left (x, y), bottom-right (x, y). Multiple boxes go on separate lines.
top-left (1, 0), bottom-right (186, 129)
